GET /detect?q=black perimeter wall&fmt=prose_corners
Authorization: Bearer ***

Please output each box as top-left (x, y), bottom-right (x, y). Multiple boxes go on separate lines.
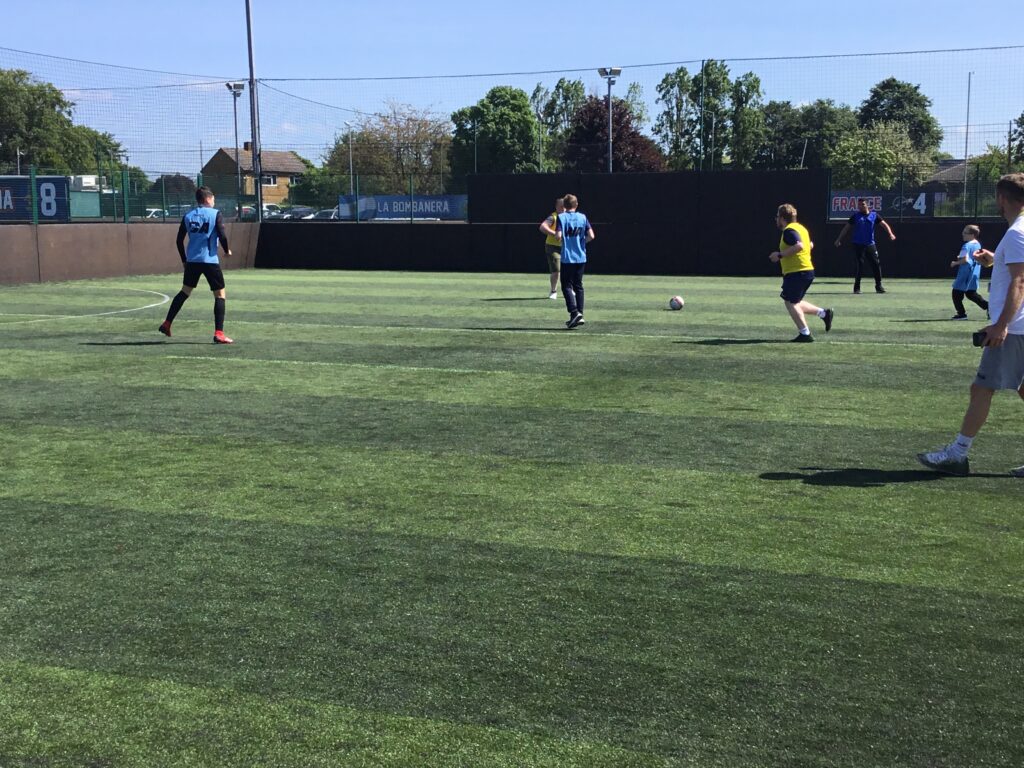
top-left (256, 170), bottom-right (1007, 278)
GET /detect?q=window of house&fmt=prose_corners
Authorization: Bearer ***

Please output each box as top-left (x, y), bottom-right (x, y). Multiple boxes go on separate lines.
top-left (289, 175), bottom-right (302, 185)
top-left (260, 174), bottom-right (277, 186)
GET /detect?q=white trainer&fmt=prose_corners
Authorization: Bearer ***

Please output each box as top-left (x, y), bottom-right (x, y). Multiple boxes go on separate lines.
top-left (916, 445), bottom-right (969, 476)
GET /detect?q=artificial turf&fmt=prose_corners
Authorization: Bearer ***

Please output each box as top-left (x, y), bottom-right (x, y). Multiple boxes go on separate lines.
top-left (0, 270), bottom-right (1021, 767)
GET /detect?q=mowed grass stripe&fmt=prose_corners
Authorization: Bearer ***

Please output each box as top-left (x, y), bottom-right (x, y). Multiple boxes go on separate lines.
top-left (2, 500), bottom-right (1021, 766)
top-left (1, 343), bottom-right (1021, 442)
top-left (2, 425), bottom-right (1020, 594)
top-left (0, 661), bottom-right (665, 768)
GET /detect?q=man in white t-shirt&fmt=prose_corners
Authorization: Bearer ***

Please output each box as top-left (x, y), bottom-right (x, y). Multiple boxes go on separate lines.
top-left (918, 173), bottom-right (1024, 476)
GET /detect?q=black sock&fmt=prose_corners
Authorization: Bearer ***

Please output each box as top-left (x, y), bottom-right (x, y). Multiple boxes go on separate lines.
top-left (214, 297), bottom-right (225, 332)
top-left (165, 291), bottom-right (188, 324)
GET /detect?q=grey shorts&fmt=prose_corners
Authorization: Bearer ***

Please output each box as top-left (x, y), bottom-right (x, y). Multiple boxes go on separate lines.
top-left (974, 334), bottom-right (1024, 390)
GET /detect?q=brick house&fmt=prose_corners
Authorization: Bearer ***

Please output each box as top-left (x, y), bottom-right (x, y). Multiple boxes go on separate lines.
top-left (201, 142), bottom-right (308, 205)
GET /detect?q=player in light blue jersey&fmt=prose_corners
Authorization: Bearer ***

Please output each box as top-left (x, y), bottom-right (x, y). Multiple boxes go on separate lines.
top-left (949, 224), bottom-right (989, 320)
top-left (553, 194), bottom-right (594, 329)
top-left (159, 186), bottom-right (234, 343)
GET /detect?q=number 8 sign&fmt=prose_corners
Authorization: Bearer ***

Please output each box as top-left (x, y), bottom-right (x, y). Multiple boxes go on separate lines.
top-left (0, 176), bottom-right (70, 222)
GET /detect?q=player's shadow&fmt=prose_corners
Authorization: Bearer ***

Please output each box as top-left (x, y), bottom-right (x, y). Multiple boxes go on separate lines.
top-left (480, 297), bottom-right (552, 302)
top-left (79, 341), bottom-right (209, 346)
top-left (891, 319), bottom-right (959, 324)
top-left (677, 338), bottom-right (783, 346)
top-left (758, 466), bottom-right (997, 488)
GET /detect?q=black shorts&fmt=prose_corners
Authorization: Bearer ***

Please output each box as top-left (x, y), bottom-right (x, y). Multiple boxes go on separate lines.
top-left (183, 262), bottom-right (225, 291)
top-left (780, 270), bottom-right (814, 303)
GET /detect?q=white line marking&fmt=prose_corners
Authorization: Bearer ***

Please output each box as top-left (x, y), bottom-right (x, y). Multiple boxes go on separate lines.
top-left (0, 288), bottom-right (170, 325)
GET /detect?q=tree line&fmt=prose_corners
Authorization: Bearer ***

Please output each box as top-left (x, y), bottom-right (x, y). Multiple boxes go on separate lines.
top-left (4, 64), bottom-right (1024, 210)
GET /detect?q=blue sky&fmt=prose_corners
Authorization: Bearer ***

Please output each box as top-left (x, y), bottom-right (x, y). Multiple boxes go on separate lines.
top-left (3, 0), bottom-right (1022, 175)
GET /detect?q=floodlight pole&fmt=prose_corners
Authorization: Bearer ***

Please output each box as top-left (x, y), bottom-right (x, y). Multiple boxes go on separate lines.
top-left (245, 0), bottom-right (263, 222)
top-left (963, 71), bottom-right (973, 216)
top-left (344, 121), bottom-right (354, 196)
top-left (599, 69), bottom-right (618, 173)
top-left (227, 82), bottom-right (245, 220)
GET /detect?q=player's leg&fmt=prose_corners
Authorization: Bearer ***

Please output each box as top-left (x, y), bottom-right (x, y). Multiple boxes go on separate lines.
top-left (966, 290), bottom-right (989, 311)
top-left (784, 300), bottom-right (807, 330)
top-left (868, 245), bottom-right (884, 292)
top-left (952, 290), bottom-right (967, 318)
top-left (574, 264), bottom-right (585, 317)
top-left (206, 265), bottom-right (232, 344)
top-left (560, 264), bottom-right (579, 319)
top-left (160, 267), bottom-right (199, 335)
top-left (546, 246), bottom-right (560, 298)
top-left (852, 245), bottom-right (865, 293)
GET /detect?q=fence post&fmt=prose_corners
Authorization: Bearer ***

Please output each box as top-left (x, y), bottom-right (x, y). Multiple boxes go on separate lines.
top-left (161, 176), bottom-right (168, 221)
top-left (409, 175), bottom-right (414, 223)
top-left (29, 165), bottom-right (38, 225)
top-left (974, 163), bottom-right (981, 218)
top-left (122, 168), bottom-right (130, 223)
top-left (355, 175), bottom-right (360, 223)
top-left (898, 166), bottom-right (904, 225)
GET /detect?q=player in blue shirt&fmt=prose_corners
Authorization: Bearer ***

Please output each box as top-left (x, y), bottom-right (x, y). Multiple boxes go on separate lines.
top-left (158, 186), bottom-right (234, 343)
top-left (834, 198), bottom-right (896, 293)
top-left (949, 224), bottom-right (989, 320)
top-left (549, 193), bottom-right (595, 329)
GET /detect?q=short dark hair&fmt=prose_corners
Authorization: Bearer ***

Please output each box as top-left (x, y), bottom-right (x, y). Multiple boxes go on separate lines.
top-left (777, 203), bottom-right (797, 223)
top-left (996, 173), bottom-right (1024, 204)
top-left (562, 194), bottom-right (578, 209)
top-left (195, 186), bottom-right (214, 204)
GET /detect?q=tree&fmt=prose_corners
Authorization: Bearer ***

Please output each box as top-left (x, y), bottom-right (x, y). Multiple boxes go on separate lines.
top-left (149, 174), bottom-right (197, 195)
top-left (287, 165), bottom-right (347, 208)
top-left (451, 86), bottom-right (540, 183)
top-left (689, 60), bottom-right (733, 171)
top-left (562, 96), bottom-right (665, 172)
top-left (653, 66), bottom-right (695, 170)
top-left (827, 122), bottom-right (935, 189)
top-left (531, 78), bottom-right (586, 171)
top-left (0, 68), bottom-right (130, 175)
top-left (858, 77), bottom-right (942, 153)
top-left (798, 99), bottom-right (859, 170)
top-left (752, 100), bottom-right (802, 169)
top-left (1010, 110), bottom-right (1024, 166)
top-left (623, 82), bottom-right (649, 128)
top-left (324, 102), bottom-right (452, 195)
top-left (729, 72), bottom-right (766, 170)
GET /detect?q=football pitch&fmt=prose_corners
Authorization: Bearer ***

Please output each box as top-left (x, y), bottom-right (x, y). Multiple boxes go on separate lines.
top-left (1, 269), bottom-right (1022, 767)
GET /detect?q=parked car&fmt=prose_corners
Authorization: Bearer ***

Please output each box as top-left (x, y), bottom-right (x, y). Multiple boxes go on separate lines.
top-left (144, 208), bottom-right (170, 219)
top-left (262, 203), bottom-right (283, 216)
top-left (279, 206), bottom-right (316, 220)
top-left (311, 207), bottom-right (340, 220)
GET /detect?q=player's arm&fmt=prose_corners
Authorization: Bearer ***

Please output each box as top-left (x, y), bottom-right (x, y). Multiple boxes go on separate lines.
top-left (554, 215), bottom-right (563, 240)
top-left (215, 211), bottom-right (233, 257)
top-left (586, 225), bottom-right (595, 243)
top-left (951, 247), bottom-right (970, 269)
top-left (175, 221), bottom-right (187, 263)
top-left (834, 222), bottom-right (851, 247)
top-left (879, 217), bottom-right (896, 241)
top-left (984, 260), bottom-right (1024, 347)
top-left (975, 248), bottom-right (995, 267)
top-left (539, 215), bottom-right (556, 237)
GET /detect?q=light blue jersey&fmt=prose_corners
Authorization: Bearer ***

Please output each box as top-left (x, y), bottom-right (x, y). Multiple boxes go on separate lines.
top-left (182, 206), bottom-right (222, 263)
top-left (557, 211), bottom-right (589, 264)
top-left (953, 240), bottom-right (982, 292)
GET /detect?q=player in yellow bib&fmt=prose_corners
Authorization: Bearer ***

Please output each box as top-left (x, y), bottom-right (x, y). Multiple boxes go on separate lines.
top-left (769, 204), bottom-right (834, 342)
top-left (539, 197), bottom-right (564, 299)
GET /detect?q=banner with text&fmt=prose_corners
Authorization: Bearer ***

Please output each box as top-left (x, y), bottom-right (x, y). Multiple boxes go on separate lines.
top-left (338, 194), bottom-right (467, 221)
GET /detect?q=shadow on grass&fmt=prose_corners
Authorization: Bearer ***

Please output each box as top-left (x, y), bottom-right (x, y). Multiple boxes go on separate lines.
top-left (757, 466), bottom-right (1013, 487)
top-left (79, 341), bottom-right (211, 347)
top-left (480, 297), bottom-right (552, 302)
top-left (891, 319), bottom-right (964, 324)
top-left (677, 338), bottom-right (784, 346)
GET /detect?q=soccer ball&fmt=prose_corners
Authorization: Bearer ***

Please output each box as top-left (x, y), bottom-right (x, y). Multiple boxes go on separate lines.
top-left (668, 295), bottom-right (685, 310)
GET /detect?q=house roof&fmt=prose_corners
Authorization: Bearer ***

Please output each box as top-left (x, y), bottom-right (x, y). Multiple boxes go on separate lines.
top-left (927, 159), bottom-right (969, 184)
top-left (207, 148), bottom-right (309, 175)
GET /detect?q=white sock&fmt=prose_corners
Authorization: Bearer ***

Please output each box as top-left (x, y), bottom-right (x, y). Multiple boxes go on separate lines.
top-left (799, 326), bottom-right (810, 336)
top-left (949, 433), bottom-right (974, 459)
top-left (816, 309), bottom-right (827, 319)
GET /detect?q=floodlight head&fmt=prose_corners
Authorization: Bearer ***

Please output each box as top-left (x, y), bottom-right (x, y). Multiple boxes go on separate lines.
top-left (226, 82), bottom-right (245, 94)
top-left (598, 67), bottom-right (622, 78)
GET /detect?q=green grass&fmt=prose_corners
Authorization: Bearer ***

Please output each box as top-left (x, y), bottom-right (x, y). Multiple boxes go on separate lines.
top-left (0, 270), bottom-right (1022, 767)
